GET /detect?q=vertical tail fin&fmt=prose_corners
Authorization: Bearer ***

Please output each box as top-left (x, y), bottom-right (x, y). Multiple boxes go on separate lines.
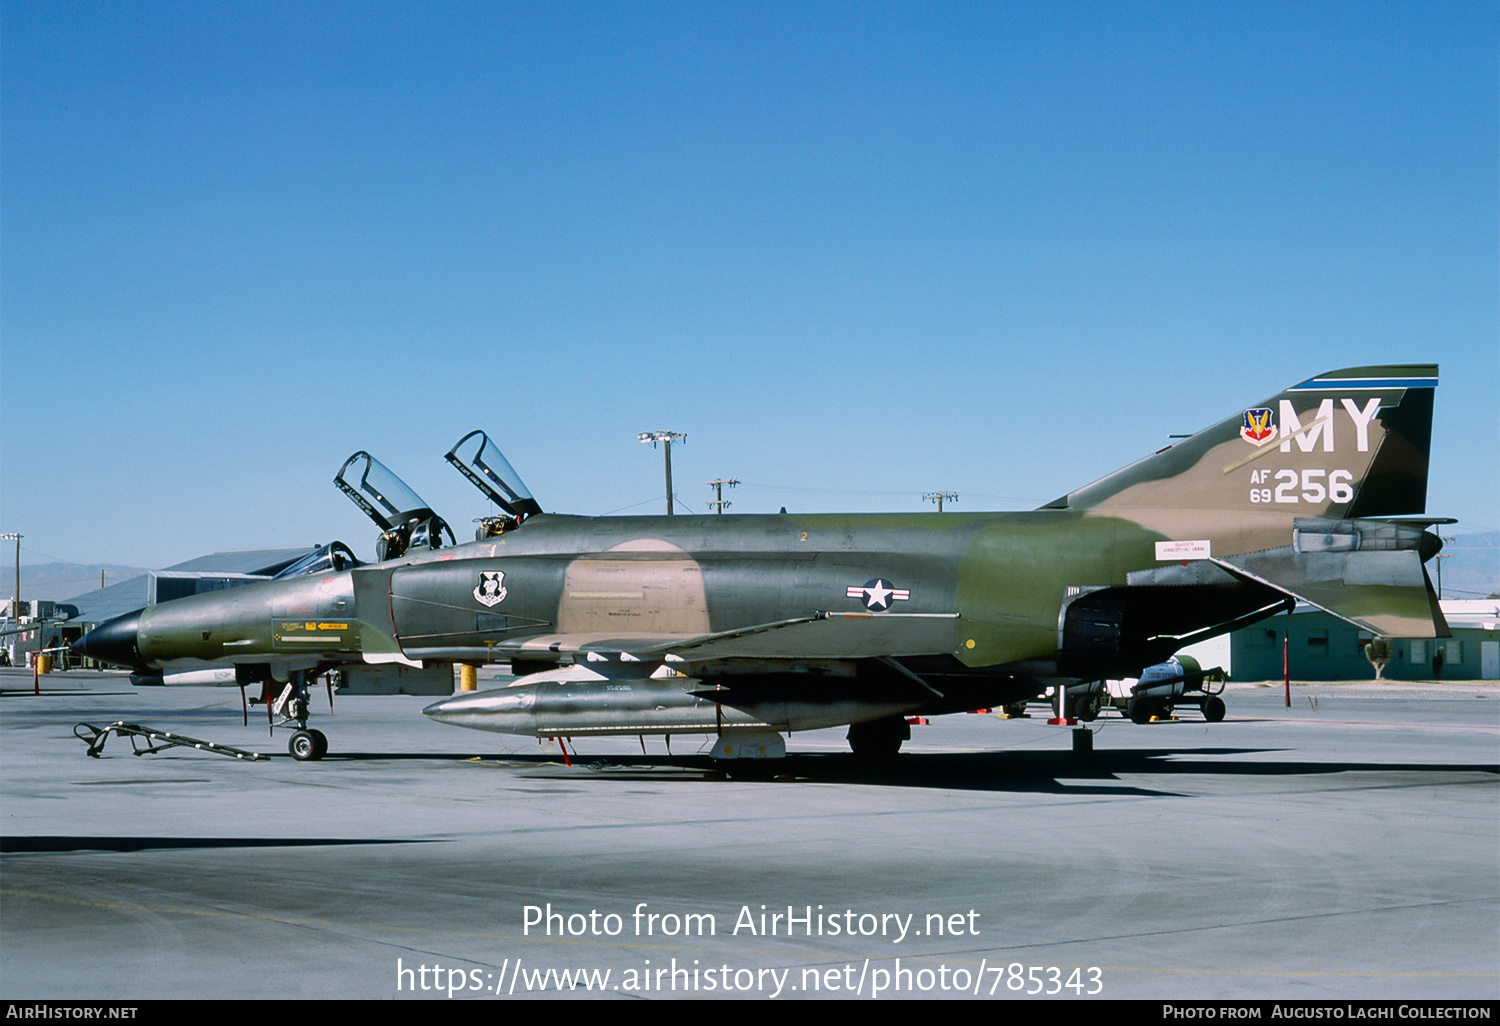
top-left (1051, 365), bottom-right (1439, 519)
top-left (1052, 365), bottom-right (1449, 638)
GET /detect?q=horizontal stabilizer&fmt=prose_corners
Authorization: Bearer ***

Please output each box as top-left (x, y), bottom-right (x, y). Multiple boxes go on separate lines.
top-left (1213, 547), bottom-right (1448, 639)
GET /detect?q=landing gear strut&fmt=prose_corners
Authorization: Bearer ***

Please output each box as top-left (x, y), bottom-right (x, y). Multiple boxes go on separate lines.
top-left (273, 671), bottom-right (329, 761)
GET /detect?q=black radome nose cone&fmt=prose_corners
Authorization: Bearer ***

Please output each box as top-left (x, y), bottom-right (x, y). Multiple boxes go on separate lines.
top-left (72, 609), bottom-right (145, 669)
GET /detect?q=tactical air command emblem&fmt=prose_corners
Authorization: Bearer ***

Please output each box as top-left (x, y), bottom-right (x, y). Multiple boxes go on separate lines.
top-left (1240, 407), bottom-right (1277, 446)
top-left (474, 571), bottom-right (508, 607)
top-left (846, 579), bottom-right (910, 612)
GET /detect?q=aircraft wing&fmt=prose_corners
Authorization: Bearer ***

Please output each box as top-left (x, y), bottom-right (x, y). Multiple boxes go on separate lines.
top-left (489, 611), bottom-right (959, 664)
top-left (489, 616), bottom-right (822, 665)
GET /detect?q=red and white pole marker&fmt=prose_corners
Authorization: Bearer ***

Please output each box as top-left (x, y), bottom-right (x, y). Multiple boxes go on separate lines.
top-left (1283, 635), bottom-right (1291, 708)
top-left (1047, 683), bottom-right (1075, 726)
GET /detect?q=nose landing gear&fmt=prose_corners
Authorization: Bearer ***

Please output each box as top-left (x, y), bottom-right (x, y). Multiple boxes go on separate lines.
top-left (270, 671), bottom-right (330, 760)
top-left (289, 728), bottom-right (329, 761)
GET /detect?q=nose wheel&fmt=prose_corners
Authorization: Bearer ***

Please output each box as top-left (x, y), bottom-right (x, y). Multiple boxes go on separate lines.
top-left (272, 671), bottom-right (331, 761)
top-left (289, 729), bottom-right (328, 761)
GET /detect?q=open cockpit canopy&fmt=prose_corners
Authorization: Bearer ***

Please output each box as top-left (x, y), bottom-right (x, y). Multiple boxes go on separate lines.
top-left (334, 451), bottom-right (455, 561)
top-left (445, 430), bottom-right (542, 538)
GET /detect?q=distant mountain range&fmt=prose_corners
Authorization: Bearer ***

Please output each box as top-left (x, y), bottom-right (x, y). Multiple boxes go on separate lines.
top-left (1436, 531), bottom-right (1500, 600)
top-left (9, 531), bottom-right (1498, 605)
top-left (9, 563), bottom-right (152, 603)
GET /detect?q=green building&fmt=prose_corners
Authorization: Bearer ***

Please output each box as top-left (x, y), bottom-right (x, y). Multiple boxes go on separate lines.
top-left (1229, 600), bottom-right (1500, 681)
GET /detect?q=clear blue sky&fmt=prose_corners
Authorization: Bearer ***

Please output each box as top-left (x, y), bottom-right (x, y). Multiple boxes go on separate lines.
top-left (3, 1), bottom-right (1496, 570)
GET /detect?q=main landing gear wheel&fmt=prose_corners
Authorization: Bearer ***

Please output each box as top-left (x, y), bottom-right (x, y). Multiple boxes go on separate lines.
top-left (724, 762), bottom-right (776, 781)
top-left (1128, 697), bottom-right (1156, 725)
top-left (289, 729), bottom-right (327, 761)
top-left (847, 717), bottom-right (909, 762)
top-left (1203, 696), bottom-right (1227, 723)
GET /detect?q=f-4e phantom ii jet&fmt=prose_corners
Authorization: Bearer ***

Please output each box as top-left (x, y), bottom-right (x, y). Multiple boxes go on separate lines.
top-left (74, 365), bottom-right (1450, 765)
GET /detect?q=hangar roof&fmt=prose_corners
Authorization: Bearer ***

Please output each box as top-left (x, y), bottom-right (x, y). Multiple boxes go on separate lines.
top-left (155, 548), bottom-right (320, 576)
top-left (61, 546), bottom-right (319, 624)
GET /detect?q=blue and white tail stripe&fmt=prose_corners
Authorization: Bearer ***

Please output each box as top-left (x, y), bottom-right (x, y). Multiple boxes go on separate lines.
top-left (1288, 374), bottom-right (1438, 392)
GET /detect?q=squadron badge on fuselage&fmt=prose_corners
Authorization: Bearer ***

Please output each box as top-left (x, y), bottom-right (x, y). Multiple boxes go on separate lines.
top-left (474, 571), bottom-right (508, 607)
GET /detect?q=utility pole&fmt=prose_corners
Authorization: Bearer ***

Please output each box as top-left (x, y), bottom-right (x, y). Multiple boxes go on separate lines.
top-left (923, 492), bottom-right (958, 513)
top-left (706, 478), bottom-right (739, 514)
top-left (1434, 535), bottom-right (1456, 599)
top-left (638, 431), bottom-right (687, 515)
top-left (1, 534), bottom-right (19, 619)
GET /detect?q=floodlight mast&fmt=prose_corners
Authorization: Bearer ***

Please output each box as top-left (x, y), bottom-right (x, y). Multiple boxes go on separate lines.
top-left (638, 431), bottom-right (687, 515)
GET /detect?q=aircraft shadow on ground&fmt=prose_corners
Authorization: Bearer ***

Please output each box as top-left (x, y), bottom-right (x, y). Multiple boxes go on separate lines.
top-left (314, 746), bottom-right (1500, 796)
top-left (0, 836), bottom-right (435, 854)
top-left (0, 690), bottom-right (142, 698)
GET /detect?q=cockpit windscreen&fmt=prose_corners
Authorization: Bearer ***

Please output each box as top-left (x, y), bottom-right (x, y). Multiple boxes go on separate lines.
top-left (272, 542), bottom-right (362, 580)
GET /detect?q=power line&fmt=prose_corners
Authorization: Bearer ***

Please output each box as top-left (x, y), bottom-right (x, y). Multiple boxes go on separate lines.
top-left (598, 496), bottom-right (669, 516)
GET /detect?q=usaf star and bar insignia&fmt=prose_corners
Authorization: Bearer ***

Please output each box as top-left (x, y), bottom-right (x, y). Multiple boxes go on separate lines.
top-left (846, 578), bottom-right (910, 612)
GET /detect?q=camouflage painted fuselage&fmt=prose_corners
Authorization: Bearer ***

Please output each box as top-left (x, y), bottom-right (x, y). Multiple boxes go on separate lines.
top-left (81, 364), bottom-right (1447, 739)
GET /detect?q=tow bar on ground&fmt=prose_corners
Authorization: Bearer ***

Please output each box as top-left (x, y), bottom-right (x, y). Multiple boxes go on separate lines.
top-left (73, 721), bottom-right (268, 761)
